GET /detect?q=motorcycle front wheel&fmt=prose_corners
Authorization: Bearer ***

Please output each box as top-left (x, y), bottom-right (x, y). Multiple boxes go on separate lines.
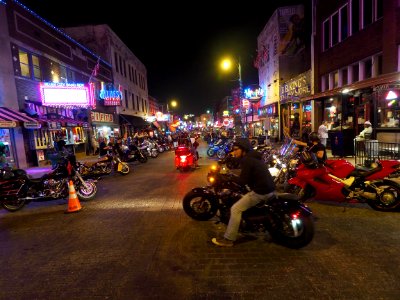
top-left (76, 180), bottom-right (97, 201)
top-left (182, 190), bottom-right (218, 221)
top-left (269, 212), bottom-right (314, 249)
top-left (1, 197), bottom-right (27, 212)
top-left (206, 148), bottom-right (215, 157)
top-left (366, 180), bottom-right (400, 211)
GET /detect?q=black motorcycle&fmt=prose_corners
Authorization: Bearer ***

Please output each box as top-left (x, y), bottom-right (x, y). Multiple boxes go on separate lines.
top-left (121, 144), bottom-right (148, 163)
top-left (0, 154), bottom-right (97, 212)
top-left (182, 162), bottom-right (315, 249)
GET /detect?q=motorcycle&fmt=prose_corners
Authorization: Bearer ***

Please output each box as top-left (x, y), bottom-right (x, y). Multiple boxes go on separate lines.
top-left (288, 150), bottom-right (400, 211)
top-left (182, 161), bottom-right (314, 249)
top-left (0, 154), bottom-right (97, 212)
top-left (76, 153), bottom-right (130, 179)
top-left (121, 144), bottom-right (148, 163)
top-left (175, 145), bottom-right (198, 172)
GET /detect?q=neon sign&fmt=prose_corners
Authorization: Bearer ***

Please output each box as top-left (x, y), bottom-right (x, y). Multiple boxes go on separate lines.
top-left (99, 82), bottom-right (122, 106)
top-left (39, 82), bottom-right (95, 108)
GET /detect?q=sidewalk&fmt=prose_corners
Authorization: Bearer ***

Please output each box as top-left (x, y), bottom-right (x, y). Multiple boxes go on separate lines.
top-left (25, 153), bottom-right (100, 179)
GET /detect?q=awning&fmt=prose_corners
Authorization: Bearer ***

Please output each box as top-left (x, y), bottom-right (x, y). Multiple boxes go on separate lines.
top-left (0, 107), bottom-right (40, 128)
top-left (119, 114), bottom-right (150, 128)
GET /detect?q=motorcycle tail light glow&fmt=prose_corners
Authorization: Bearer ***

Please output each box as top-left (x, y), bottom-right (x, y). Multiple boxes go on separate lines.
top-left (208, 176), bottom-right (215, 183)
top-left (211, 164), bottom-right (218, 171)
top-left (180, 155), bottom-right (187, 162)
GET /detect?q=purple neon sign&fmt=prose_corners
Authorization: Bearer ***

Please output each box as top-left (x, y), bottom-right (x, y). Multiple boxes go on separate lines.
top-left (39, 82), bottom-right (95, 107)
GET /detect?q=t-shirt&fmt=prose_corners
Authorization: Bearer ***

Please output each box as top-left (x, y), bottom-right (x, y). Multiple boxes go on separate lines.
top-left (308, 142), bottom-right (327, 163)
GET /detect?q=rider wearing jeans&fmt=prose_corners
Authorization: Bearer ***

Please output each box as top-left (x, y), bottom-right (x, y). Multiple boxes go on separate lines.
top-left (212, 138), bottom-right (276, 247)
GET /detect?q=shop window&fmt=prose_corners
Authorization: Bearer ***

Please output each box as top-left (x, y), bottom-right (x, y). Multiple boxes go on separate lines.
top-left (377, 90), bottom-right (400, 128)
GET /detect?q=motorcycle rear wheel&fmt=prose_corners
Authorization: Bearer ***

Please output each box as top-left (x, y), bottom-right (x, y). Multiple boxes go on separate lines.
top-left (366, 180), bottom-right (400, 211)
top-left (2, 197), bottom-right (27, 212)
top-left (269, 212), bottom-right (314, 249)
top-left (182, 190), bottom-right (218, 221)
top-left (119, 163), bottom-right (130, 175)
top-left (206, 148), bottom-right (215, 157)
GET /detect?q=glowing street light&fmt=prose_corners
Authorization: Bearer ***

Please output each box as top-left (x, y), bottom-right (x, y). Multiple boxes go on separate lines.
top-left (220, 56), bottom-right (244, 136)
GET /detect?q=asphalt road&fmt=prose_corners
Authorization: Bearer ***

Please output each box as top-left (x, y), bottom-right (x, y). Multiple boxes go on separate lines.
top-left (1, 141), bottom-right (400, 299)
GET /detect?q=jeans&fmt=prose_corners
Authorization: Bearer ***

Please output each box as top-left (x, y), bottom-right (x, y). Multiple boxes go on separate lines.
top-left (224, 190), bottom-right (275, 241)
top-left (320, 138), bottom-right (327, 147)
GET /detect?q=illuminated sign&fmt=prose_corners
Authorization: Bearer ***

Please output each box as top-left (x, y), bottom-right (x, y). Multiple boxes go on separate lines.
top-left (0, 121), bottom-right (16, 128)
top-left (91, 111), bottom-right (114, 123)
top-left (39, 82), bottom-right (95, 107)
top-left (244, 85), bottom-right (264, 103)
top-left (99, 83), bottom-right (122, 106)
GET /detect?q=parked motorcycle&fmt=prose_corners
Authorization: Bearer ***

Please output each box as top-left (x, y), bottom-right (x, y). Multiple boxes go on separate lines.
top-left (0, 154), bottom-right (97, 212)
top-left (288, 150), bottom-right (400, 211)
top-left (182, 162), bottom-right (314, 249)
top-left (76, 153), bottom-right (130, 179)
top-left (121, 144), bottom-right (148, 163)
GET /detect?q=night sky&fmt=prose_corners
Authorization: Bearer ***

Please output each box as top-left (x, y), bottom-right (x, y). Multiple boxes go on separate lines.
top-left (17, 0), bottom-right (307, 115)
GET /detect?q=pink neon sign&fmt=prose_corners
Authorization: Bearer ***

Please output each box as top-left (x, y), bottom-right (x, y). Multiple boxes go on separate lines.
top-left (39, 82), bottom-right (95, 107)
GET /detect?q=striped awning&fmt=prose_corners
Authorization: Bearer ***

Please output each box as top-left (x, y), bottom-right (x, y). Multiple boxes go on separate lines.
top-left (0, 107), bottom-right (40, 128)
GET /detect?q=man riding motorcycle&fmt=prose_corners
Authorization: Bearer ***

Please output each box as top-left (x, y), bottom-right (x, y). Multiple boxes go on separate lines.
top-left (211, 138), bottom-right (276, 247)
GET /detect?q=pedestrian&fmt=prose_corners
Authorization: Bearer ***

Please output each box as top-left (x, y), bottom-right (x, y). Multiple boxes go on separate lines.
top-left (211, 137), bottom-right (276, 247)
top-left (318, 121), bottom-right (329, 147)
top-left (0, 141), bottom-right (7, 167)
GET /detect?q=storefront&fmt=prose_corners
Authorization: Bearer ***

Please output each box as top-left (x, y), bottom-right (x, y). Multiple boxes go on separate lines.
top-left (91, 111), bottom-right (119, 140)
top-left (259, 103), bottom-right (278, 142)
top-left (0, 107), bottom-right (40, 168)
top-left (373, 84), bottom-right (400, 143)
top-left (280, 70), bottom-right (312, 140)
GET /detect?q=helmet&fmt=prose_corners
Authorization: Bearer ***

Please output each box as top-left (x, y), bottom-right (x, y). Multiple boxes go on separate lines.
top-left (300, 151), bottom-right (319, 169)
top-left (233, 138), bottom-right (252, 152)
top-left (308, 131), bottom-right (320, 142)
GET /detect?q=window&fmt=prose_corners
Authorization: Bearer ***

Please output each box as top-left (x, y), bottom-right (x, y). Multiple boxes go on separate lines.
top-left (377, 91), bottom-right (400, 128)
top-left (19, 50), bottom-right (30, 78)
top-left (341, 68), bottom-right (348, 85)
top-left (124, 90), bottom-right (128, 108)
top-left (340, 5), bottom-right (348, 40)
top-left (364, 58), bottom-right (372, 79)
top-left (352, 64), bottom-right (359, 82)
top-left (377, 54), bottom-right (383, 75)
top-left (323, 20), bottom-right (330, 50)
top-left (59, 65), bottom-right (67, 83)
top-left (18, 49), bottom-right (41, 80)
top-left (32, 54), bottom-right (41, 81)
top-left (376, 0), bottom-right (383, 19)
top-left (114, 52), bottom-right (119, 73)
top-left (333, 71), bottom-right (339, 88)
top-left (363, 0), bottom-right (373, 27)
top-left (351, 0), bottom-right (360, 35)
top-left (332, 13), bottom-right (339, 45)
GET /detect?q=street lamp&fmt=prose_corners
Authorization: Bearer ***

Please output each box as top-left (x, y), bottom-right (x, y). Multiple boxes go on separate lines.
top-left (220, 57), bottom-right (244, 136)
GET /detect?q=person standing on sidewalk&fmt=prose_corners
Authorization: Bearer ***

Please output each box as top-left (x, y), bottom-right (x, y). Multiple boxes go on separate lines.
top-left (318, 121), bottom-right (329, 147)
top-left (211, 138), bottom-right (276, 247)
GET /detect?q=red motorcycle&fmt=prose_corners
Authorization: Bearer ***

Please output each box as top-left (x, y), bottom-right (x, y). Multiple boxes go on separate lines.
top-left (174, 145), bottom-right (198, 172)
top-left (288, 151), bottom-right (400, 211)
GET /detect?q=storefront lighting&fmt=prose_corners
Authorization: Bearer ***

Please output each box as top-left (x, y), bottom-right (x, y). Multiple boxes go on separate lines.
top-left (342, 88), bottom-right (350, 94)
top-left (385, 90), bottom-right (398, 100)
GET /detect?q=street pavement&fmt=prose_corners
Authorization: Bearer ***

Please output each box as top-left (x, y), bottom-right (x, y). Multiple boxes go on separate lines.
top-left (1, 140), bottom-right (400, 299)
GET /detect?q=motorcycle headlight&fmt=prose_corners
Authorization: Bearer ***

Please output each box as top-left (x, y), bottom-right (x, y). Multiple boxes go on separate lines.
top-left (207, 175), bottom-right (215, 183)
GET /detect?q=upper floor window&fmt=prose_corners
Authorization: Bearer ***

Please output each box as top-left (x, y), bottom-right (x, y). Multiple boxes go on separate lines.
top-left (18, 49), bottom-right (42, 81)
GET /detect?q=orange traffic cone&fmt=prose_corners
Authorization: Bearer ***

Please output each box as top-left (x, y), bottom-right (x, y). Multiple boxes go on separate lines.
top-left (65, 180), bottom-right (82, 213)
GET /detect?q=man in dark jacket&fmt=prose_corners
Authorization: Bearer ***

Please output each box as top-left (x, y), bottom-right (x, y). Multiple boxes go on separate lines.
top-left (212, 138), bottom-right (276, 247)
